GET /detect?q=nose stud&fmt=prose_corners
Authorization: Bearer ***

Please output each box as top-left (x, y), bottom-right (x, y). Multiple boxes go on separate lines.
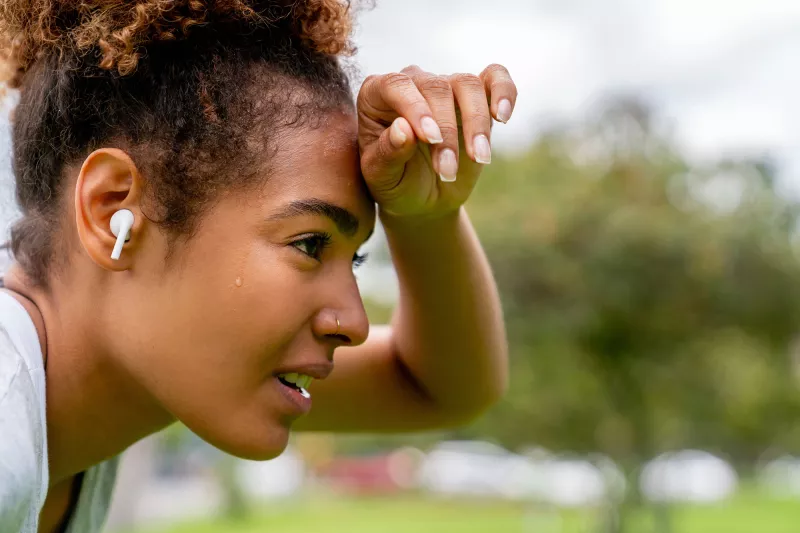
top-left (335, 315), bottom-right (341, 336)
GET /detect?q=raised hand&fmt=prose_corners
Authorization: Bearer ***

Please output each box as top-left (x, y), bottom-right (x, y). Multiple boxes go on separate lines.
top-left (357, 64), bottom-right (518, 219)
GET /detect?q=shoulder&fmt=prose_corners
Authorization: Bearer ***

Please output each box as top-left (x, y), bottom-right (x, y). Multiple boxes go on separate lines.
top-left (0, 290), bottom-right (43, 405)
top-left (0, 295), bottom-right (47, 531)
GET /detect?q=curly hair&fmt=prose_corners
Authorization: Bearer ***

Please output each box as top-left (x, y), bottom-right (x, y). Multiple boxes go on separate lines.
top-left (0, 0), bottom-right (359, 286)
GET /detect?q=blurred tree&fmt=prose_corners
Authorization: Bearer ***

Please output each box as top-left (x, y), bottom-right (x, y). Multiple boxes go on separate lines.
top-left (463, 98), bottom-right (800, 532)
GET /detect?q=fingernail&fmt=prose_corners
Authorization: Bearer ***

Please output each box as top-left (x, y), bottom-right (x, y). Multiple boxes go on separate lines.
top-left (390, 119), bottom-right (407, 148)
top-left (473, 134), bottom-right (492, 164)
top-left (421, 116), bottom-right (443, 144)
top-left (438, 149), bottom-right (458, 182)
top-left (497, 99), bottom-right (512, 123)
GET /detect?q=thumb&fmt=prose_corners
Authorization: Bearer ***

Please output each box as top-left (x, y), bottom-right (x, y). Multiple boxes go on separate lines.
top-left (361, 117), bottom-right (417, 189)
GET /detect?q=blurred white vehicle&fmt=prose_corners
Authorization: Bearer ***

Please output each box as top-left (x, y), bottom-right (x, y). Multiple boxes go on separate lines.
top-left (758, 455), bottom-right (800, 498)
top-left (640, 450), bottom-right (738, 503)
top-left (538, 458), bottom-right (610, 507)
top-left (418, 441), bottom-right (612, 507)
top-left (418, 441), bottom-right (540, 499)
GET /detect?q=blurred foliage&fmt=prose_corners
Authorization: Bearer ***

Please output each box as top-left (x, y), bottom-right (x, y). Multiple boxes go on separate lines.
top-left (362, 296), bottom-right (394, 325)
top-left (463, 98), bottom-right (800, 469)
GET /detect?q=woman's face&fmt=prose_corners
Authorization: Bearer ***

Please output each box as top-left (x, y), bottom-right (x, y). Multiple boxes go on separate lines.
top-left (110, 111), bottom-right (376, 459)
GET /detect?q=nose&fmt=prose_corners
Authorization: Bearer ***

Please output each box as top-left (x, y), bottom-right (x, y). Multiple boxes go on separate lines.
top-left (313, 276), bottom-right (370, 348)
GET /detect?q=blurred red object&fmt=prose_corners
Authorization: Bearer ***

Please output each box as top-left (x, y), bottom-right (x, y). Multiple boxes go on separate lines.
top-left (317, 453), bottom-right (415, 495)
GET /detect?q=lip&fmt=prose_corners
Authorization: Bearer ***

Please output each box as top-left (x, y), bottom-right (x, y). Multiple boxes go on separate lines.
top-left (274, 376), bottom-right (313, 416)
top-left (273, 361), bottom-right (334, 380)
top-left (271, 358), bottom-right (333, 418)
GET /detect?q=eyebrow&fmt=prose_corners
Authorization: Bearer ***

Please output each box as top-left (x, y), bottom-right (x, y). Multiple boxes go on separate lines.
top-left (267, 198), bottom-right (371, 240)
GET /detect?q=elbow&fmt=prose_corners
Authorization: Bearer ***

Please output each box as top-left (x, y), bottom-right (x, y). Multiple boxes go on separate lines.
top-left (475, 340), bottom-right (510, 411)
top-left (434, 351), bottom-right (510, 427)
top-left (460, 366), bottom-right (509, 423)
top-left (394, 338), bottom-right (510, 429)
top-left (437, 386), bottom-right (506, 428)
top-left (489, 365), bottom-right (510, 407)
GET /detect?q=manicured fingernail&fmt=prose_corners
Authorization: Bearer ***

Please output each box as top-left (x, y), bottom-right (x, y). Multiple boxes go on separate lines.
top-left (497, 99), bottom-right (512, 123)
top-left (421, 116), bottom-right (443, 144)
top-left (474, 134), bottom-right (492, 164)
top-left (390, 119), bottom-right (407, 148)
top-left (438, 149), bottom-right (458, 182)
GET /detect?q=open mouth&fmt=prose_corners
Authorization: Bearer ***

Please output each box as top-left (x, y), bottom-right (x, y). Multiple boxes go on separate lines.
top-left (277, 373), bottom-right (313, 399)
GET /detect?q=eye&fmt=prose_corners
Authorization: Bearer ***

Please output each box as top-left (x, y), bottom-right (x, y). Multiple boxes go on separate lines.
top-left (352, 252), bottom-right (369, 270)
top-left (291, 233), bottom-right (332, 261)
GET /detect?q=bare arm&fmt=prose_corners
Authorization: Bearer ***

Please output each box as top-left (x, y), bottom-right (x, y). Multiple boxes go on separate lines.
top-left (296, 63), bottom-right (516, 432)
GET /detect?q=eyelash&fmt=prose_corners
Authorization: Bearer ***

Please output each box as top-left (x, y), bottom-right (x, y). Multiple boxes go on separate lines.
top-left (292, 232), bottom-right (369, 269)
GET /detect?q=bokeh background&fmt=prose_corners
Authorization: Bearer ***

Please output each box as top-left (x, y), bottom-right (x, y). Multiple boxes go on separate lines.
top-left (4, 1), bottom-right (800, 532)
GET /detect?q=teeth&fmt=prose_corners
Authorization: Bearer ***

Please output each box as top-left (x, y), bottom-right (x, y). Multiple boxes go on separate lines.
top-left (278, 373), bottom-right (314, 389)
top-left (277, 372), bottom-right (313, 399)
top-left (280, 373), bottom-right (300, 385)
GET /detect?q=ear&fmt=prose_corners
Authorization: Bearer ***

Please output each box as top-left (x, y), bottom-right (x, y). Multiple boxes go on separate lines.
top-left (74, 148), bottom-right (145, 271)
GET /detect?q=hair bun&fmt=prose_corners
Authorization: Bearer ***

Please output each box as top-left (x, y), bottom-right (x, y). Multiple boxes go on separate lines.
top-left (0, 0), bottom-right (356, 87)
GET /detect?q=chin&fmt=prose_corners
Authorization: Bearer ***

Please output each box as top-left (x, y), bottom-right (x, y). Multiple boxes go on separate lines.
top-left (190, 418), bottom-right (293, 461)
top-left (183, 410), bottom-right (290, 461)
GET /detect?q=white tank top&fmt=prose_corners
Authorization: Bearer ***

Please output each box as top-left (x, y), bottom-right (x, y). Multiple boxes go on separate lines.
top-left (0, 291), bottom-right (119, 532)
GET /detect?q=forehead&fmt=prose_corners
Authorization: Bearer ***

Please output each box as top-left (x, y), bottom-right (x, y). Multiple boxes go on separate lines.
top-left (258, 112), bottom-right (375, 229)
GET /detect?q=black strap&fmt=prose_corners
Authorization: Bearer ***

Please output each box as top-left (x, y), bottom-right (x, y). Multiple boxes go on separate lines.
top-left (54, 472), bottom-right (86, 533)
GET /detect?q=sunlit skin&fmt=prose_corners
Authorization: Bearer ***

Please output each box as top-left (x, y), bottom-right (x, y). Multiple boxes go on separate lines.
top-left (2, 64), bottom-right (516, 533)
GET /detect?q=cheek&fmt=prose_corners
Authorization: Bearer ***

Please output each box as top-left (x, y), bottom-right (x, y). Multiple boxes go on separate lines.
top-left (119, 233), bottom-right (316, 395)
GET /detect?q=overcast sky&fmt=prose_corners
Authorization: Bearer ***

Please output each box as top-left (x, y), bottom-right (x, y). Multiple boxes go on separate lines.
top-left (354, 0), bottom-right (800, 184)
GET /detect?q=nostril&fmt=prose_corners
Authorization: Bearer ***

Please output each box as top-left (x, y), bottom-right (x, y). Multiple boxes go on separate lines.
top-left (329, 333), bottom-right (351, 345)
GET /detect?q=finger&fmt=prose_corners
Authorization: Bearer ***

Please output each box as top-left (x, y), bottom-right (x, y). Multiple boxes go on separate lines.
top-left (480, 64), bottom-right (518, 124)
top-left (450, 73), bottom-right (493, 165)
top-left (361, 116), bottom-right (418, 188)
top-left (360, 73), bottom-right (445, 145)
top-left (412, 72), bottom-right (460, 182)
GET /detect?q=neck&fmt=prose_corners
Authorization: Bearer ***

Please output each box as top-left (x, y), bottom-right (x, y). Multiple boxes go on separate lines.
top-left (4, 264), bottom-right (174, 485)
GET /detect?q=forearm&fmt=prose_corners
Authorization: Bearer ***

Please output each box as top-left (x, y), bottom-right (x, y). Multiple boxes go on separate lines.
top-left (381, 206), bottom-right (509, 420)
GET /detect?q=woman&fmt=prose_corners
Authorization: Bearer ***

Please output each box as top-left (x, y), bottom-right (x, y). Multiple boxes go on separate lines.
top-left (0, 1), bottom-right (513, 532)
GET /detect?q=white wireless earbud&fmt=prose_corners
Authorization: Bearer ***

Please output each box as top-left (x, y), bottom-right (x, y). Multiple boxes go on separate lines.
top-left (110, 209), bottom-right (134, 261)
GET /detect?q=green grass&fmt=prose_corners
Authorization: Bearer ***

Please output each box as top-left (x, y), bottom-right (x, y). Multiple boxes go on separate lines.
top-left (667, 489), bottom-right (800, 533)
top-left (127, 490), bottom-right (800, 533)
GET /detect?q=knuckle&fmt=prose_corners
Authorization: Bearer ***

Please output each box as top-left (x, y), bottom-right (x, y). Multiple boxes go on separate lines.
top-left (464, 112), bottom-right (491, 132)
top-left (438, 121), bottom-right (459, 140)
top-left (451, 72), bottom-right (483, 89)
top-left (418, 75), bottom-right (453, 97)
top-left (360, 74), bottom-right (380, 94)
top-left (381, 72), bottom-right (413, 92)
top-left (401, 64), bottom-right (424, 75)
top-left (482, 63), bottom-right (510, 78)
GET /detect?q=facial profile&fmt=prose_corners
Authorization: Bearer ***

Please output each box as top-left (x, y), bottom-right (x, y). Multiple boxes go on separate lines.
top-left (1, 0), bottom-right (374, 460)
top-left (97, 112), bottom-right (376, 460)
